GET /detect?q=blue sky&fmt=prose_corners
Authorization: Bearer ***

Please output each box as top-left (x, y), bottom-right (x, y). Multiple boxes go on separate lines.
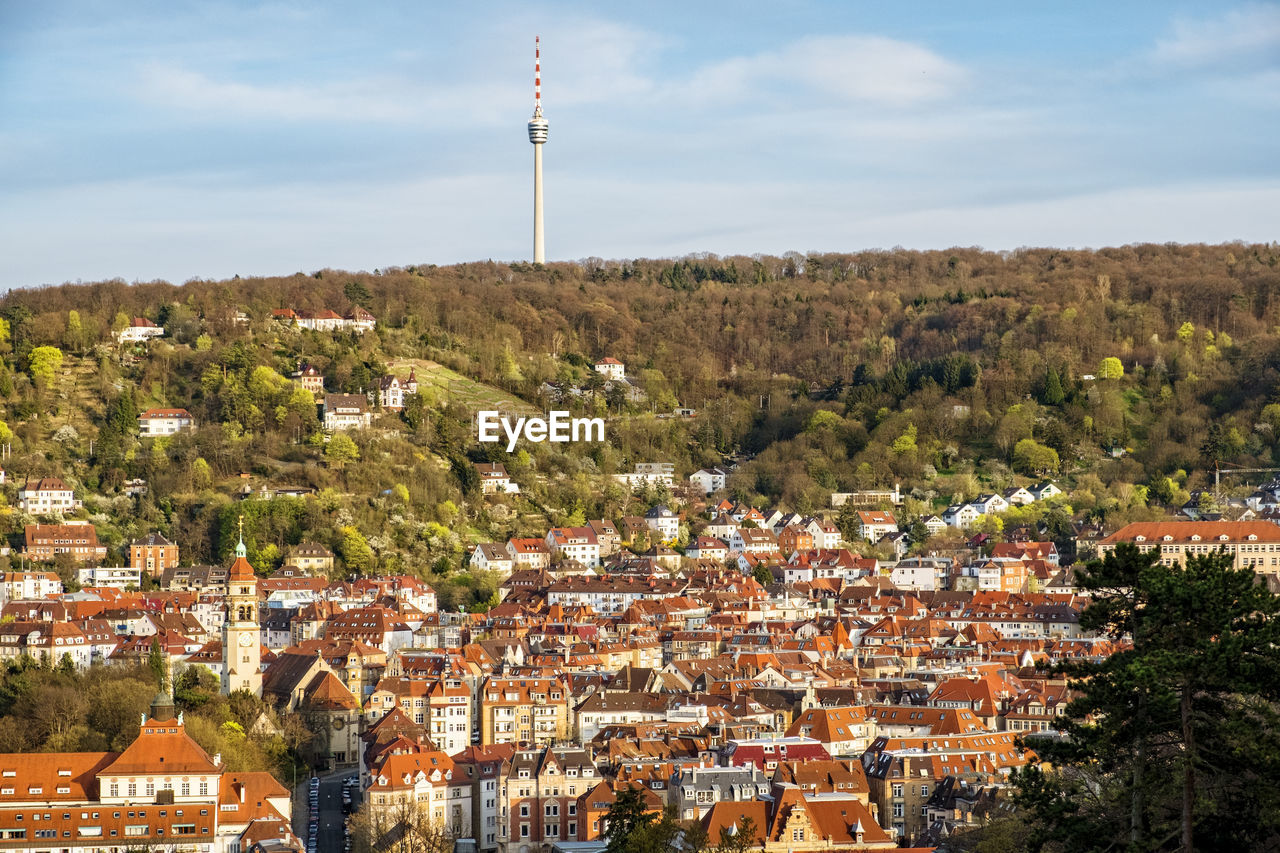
top-left (1, 1), bottom-right (1278, 290)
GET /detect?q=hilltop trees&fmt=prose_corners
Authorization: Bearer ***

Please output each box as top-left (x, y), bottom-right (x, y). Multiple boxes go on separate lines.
top-left (0, 244), bottom-right (1276, 573)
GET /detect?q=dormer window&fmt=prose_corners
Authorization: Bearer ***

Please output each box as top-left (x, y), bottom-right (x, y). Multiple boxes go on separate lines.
top-left (1191, 535), bottom-right (1201, 541)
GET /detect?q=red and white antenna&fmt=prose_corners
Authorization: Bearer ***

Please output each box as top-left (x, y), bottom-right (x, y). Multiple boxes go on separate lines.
top-left (534, 36), bottom-right (542, 112)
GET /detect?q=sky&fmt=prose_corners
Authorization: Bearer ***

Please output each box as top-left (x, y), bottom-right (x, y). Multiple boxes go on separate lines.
top-left (1, 1), bottom-right (1278, 290)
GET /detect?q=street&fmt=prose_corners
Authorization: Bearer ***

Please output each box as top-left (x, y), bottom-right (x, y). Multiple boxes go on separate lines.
top-left (294, 769), bottom-right (358, 853)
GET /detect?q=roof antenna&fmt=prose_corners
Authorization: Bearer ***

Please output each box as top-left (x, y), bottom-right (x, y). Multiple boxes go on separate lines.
top-left (534, 35), bottom-right (542, 116)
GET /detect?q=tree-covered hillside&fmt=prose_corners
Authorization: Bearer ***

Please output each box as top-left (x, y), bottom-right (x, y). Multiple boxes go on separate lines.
top-left (1, 243), bottom-right (1278, 595)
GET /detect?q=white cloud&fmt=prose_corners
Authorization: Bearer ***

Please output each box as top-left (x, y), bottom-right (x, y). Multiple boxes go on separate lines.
top-left (681, 35), bottom-right (968, 107)
top-left (1151, 3), bottom-right (1280, 69)
top-left (136, 63), bottom-right (416, 122)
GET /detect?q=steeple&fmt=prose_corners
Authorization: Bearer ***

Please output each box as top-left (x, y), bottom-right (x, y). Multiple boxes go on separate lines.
top-left (223, 514), bottom-right (262, 697)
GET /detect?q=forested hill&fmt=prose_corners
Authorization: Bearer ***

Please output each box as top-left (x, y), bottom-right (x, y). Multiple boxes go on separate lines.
top-left (0, 243), bottom-right (1277, 591)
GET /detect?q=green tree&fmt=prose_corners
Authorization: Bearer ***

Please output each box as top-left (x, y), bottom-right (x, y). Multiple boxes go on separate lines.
top-left (1098, 356), bottom-right (1124, 380)
top-left (192, 457), bottom-right (213, 491)
top-left (339, 526), bottom-right (374, 574)
top-left (148, 637), bottom-right (167, 687)
top-left (64, 310), bottom-right (83, 354)
top-left (1013, 438), bottom-right (1059, 475)
top-left (325, 432), bottom-right (360, 467)
top-left (27, 345), bottom-right (64, 390)
top-left (344, 280), bottom-right (372, 307)
top-left (602, 787), bottom-right (675, 853)
top-left (890, 423), bottom-right (918, 454)
top-left (751, 563), bottom-right (772, 587)
top-left (1016, 545), bottom-right (1280, 851)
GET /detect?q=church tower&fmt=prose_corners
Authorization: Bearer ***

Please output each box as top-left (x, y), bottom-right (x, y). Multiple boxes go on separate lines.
top-left (222, 518), bottom-right (262, 696)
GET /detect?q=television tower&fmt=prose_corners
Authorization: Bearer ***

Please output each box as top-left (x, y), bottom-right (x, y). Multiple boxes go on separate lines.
top-left (528, 36), bottom-right (548, 264)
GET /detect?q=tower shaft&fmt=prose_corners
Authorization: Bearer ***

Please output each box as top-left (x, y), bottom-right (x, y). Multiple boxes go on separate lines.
top-left (533, 142), bottom-right (545, 264)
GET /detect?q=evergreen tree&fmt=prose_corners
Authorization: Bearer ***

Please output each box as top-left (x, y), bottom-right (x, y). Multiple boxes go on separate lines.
top-left (602, 786), bottom-right (657, 853)
top-left (1016, 544), bottom-right (1280, 851)
top-left (1041, 367), bottom-right (1065, 406)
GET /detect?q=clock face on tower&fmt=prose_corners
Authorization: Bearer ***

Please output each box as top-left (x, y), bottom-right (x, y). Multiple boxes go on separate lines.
top-left (238, 633), bottom-right (254, 648)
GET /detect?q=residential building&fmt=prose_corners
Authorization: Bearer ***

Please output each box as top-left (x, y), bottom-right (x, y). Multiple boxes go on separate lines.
top-left (477, 463), bottom-right (519, 495)
top-left (375, 374), bottom-right (409, 411)
top-left (78, 565), bottom-right (142, 590)
top-left (587, 519), bottom-right (621, 556)
top-left (689, 467), bottom-right (728, 496)
top-left (0, 571), bottom-right (63, 603)
top-left (115, 316), bottom-right (165, 343)
top-left (365, 747), bottom-right (471, 839)
top-left (480, 677), bottom-right (570, 747)
top-left (545, 527), bottom-right (600, 568)
top-left (499, 747), bottom-right (595, 849)
top-left (293, 362), bottom-right (325, 395)
top-left (613, 463), bottom-right (674, 490)
top-left (857, 511), bottom-right (898, 542)
top-left (643, 505), bottom-right (680, 542)
top-left (1100, 520), bottom-right (1280, 573)
top-left (285, 541), bottom-right (334, 573)
top-left (593, 358), bottom-right (625, 381)
top-left (138, 408), bottom-right (195, 437)
top-left (323, 394), bottom-right (373, 430)
top-left (22, 523), bottom-right (107, 563)
top-left (472, 544), bottom-right (515, 576)
top-left (672, 765), bottom-right (770, 821)
top-left (730, 527), bottom-right (779, 556)
top-left (785, 706), bottom-right (874, 756)
top-left (506, 538), bottom-right (551, 571)
top-left (129, 532), bottom-right (179, 577)
top-left (17, 478), bottom-right (81, 516)
top-left (942, 504), bottom-right (981, 529)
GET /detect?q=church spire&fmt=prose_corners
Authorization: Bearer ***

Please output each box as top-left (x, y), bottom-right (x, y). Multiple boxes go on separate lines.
top-left (236, 515), bottom-right (247, 560)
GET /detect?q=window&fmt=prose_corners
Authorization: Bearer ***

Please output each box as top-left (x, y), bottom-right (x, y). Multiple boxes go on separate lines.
top-left (792, 828), bottom-right (805, 841)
